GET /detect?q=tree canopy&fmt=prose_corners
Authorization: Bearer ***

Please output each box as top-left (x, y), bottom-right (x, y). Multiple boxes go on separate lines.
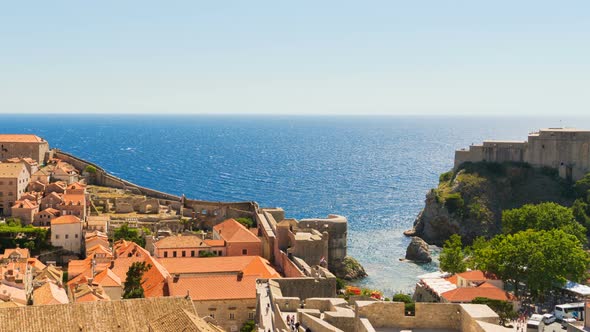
top-left (114, 223), bottom-right (145, 247)
top-left (470, 229), bottom-right (589, 299)
top-left (439, 234), bottom-right (467, 274)
top-left (123, 261), bottom-right (151, 299)
top-left (501, 202), bottom-right (587, 243)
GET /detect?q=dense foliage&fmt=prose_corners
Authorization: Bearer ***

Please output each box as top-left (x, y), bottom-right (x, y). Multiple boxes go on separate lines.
top-left (439, 234), bottom-right (467, 274)
top-left (123, 261), bottom-right (151, 299)
top-left (114, 223), bottom-right (145, 247)
top-left (470, 229), bottom-right (589, 299)
top-left (235, 217), bottom-right (256, 228)
top-left (240, 320), bottom-right (256, 332)
top-left (0, 218), bottom-right (49, 253)
top-left (501, 202), bottom-right (586, 243)
top-left (472, 297), bottom-right (517, 326)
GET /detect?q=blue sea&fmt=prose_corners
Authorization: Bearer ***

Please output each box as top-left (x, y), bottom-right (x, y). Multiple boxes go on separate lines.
top-left (2, 115), bottom-right (590, 294)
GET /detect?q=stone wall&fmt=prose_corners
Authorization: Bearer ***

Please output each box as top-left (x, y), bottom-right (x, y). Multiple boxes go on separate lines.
top-left (273, 277), bottom-right (336, 300)
top-left (355, 301), bottom-right (505, 332)
top-left (454, 129), bottom-right (590, 181)
top-left (299, 215), bottom-right (347, 273)
top-left (193, 298), bottom-right (256, 332)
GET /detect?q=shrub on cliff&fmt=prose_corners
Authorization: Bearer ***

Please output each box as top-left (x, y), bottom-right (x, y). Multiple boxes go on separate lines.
top-left (501, 202), bottom-right (586, 244)
top-left (444, 193), bottom-right (464, 215)
top-left (439, 171), bottom-right (453, 183)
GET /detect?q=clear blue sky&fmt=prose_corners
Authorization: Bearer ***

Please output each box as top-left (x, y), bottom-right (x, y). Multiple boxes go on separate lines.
top-left (1, 1), bottom-right (589, 116)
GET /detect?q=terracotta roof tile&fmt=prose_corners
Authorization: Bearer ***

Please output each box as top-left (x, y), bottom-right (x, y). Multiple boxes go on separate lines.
top-left (93, 268), bottom-right (122, 287)
top-left (12, 199), bottom-right (38, 209)
top-left (158, 256), bottom-right (279, 278)
top-left (168, 274), bottom-right (259, 300)
top-left (0, 134), bottom-right (45, 143)
top-left (213, 219), bottom-right (260, 243)
top-left (154, 235), bottom-right (211, 249)
top-left (441, 285), bottom-right (515, 302)
top-left (456, 270), bottom-right (498, 281)
top-left (51, 215), bottom-right (81, 225)
top-left (33, 282), bottom-right (69, 305)
top-left (203, 239), bottom-right (225, 247)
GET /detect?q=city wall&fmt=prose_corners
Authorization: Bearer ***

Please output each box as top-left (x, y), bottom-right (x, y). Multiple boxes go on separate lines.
top-left (355, 301), bottom-right (504, 332)
top-left (54, 150), bottom-right (257, 222)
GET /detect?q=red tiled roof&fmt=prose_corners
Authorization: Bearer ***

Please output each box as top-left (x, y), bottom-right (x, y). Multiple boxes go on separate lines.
top-left (94, 268), bottom-right (122, 287)
top-left (441, 285), bottom-right (516, 302)
top-left (168, 275), bottom-right (259, 300)
top-left (213, 219), bottom-right (260, 243)
top-left (0, 134), bottom-right (45, 143)
top-left (203, 239), bottom-right (225, 247)
top-left (154, 235), bottom-right (210, 249)
top-left (158, 256), bottom-right (279, 278)
top-left (445, 275), bottom-right (458, 285)
top-left (456, 270), bottom-right (498, 281)
top-left (60, 194), bottom-right (85, 205)
top-left (51, 215), bottom-right (81, 225)
top-left (12, 199), bottom-right (38, 209)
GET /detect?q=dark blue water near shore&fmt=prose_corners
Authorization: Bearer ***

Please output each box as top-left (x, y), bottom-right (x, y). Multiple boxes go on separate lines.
top-left (2, 115), bottom-right (590, 293)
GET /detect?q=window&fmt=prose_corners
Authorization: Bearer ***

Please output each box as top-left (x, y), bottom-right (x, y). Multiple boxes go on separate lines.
top-left (229, 313), bottom-right (235, 320)
top-left (8, 181), bottom-right (12, 185)
top-left (242, 249), bottom-right (248, 255)
top-left (65, 234), bottom-right (69, 239)
top-left (173, 251), bottom-right (177, 258)
top-left (248, 312), bottom-right (255, 319)
top-left (191, 250), bottom-right (195, 257)
top-left (75, 234), bottom-right (78, 238)
top-left (209, 314), bottom-right (215, 319)
top-left (163, 251), bottom-right (168, 258)
top-left (55, 234), bottom-right (60, 239)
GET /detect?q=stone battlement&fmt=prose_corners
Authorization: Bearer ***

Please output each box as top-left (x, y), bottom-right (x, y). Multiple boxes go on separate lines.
top-left (455, 128), bottom-right (590, 181)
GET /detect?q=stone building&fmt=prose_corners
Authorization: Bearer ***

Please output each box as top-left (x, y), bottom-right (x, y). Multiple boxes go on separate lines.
top-left (11, 199), bottom-right (39, 225)
top-left (152, 234), bottom-right (224, 258)
top-left (0, 163), bottom-right (30, 216)
top-left (0, 134), bottom-right (50, 164)
top-left (50, 215), bottom-right (83, 254)
top-left (212, 218), bottom-right (261, 257)
top-left (455, 128), bottom-right (590, 181)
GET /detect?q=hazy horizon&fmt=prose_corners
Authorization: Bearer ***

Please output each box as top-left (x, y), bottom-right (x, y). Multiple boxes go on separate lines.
top-left (1, 1), bottom-right (589, 116)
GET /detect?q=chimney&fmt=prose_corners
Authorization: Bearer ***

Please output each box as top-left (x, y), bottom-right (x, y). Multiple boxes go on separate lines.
top-left (237, 271), bottom-right (244, 281)
top-left (173, 274), bottom-right (180, 283)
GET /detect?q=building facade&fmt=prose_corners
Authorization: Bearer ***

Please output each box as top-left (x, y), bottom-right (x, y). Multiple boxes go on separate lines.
top-left (0, 134), bottom-right (50, 164)
top-left (0, 163), bottom-right (30, 216)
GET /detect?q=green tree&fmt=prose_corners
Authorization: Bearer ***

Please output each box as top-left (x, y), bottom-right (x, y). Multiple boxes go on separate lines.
top-left (199, 251), bottom-right (217, 257)
top-left (114, 223), bottom-right (145, 247)
top-left (574, 173), bottom-right (590, 198)
top-left (391, 293), bottom-right (412, 303)
top-left (472, 297), bottom-right (517, 326)
top-left (123, 261), bottom-right (151, 299)
top-left (572, 199), bottom-right (590, 229)
top-left (240, 320), bottom-right (256, 332)
top-left (471, 229), bottom-right (589, 299)
top-left (502, 202), bottom-right (587, 244)
top-left (236, 217), bottom-right (256, 228)
top-left (440, 234), bottom-right (467, 274)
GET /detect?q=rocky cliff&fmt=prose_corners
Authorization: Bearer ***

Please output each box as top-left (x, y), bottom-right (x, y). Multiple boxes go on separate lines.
top-left (405, 162), bottom-right (574, 246)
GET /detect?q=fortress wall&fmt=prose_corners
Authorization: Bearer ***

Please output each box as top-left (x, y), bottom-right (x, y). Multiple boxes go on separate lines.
top-left (481, 141), bottom-right (526, 163)
top-left (355, 302), bottom-right (460, 330)
top-left (454, 146), bottom-right (484, 169)
top-left (54, 150), bottom-right (258, 213)
top-left (276, 250), bottom-right (305, 278)
top-left (454, 129), bottom-right (590, 181)
top-left (299, 215), bottom-right (347, 271)
top-left (526, 131), bottom-right (590, 181)
top-left (274, 277), bottom-right (336, 299)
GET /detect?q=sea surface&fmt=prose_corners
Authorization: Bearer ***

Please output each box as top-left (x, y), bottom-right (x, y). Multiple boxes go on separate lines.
top-left (2, 114), bottom-right (590, 294)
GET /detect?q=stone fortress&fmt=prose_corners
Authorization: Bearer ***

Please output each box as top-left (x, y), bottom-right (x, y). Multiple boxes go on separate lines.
top-left (455, 128), bottom-right (590, 181)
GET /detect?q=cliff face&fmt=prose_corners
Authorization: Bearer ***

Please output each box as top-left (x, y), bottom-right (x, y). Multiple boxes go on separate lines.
top-left (406, 162), bottom-right (574, 246)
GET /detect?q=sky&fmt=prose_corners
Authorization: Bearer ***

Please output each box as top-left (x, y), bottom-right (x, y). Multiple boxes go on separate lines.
top-left (1, 1), bottom-right (589, 116)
